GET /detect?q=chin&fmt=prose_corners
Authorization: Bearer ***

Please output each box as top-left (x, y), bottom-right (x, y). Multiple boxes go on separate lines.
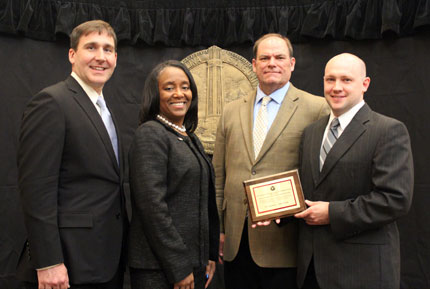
top-left (264, 77), bottom-right (280, 83)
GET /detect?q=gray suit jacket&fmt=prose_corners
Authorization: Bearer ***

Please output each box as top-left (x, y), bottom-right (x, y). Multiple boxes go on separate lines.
top-left (213, 84), bottom-right (329, 267)
top-left (297, 104), bottom-right (414, 289)
top-left (128, 120), bottom-right (219, 284)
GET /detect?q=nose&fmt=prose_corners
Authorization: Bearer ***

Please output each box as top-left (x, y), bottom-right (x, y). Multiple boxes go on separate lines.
top-left (268, 56), bottom-right (276, 66)
top-left (95, 48), bottom-right (105, 60)
top-left (333, 80), bottom-right (342, 91)
top-left (172, 87), bottom-right (184, 97)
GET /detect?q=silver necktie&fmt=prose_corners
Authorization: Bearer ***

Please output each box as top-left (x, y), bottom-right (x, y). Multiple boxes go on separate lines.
top-left (96, 96), bottom-right (118, 163)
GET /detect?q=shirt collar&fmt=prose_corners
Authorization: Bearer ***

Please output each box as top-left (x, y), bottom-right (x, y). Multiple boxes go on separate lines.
top-left (256, 82), bottom-right (290, 105)
top-left (71, 72), bottom-right (104, 106)
top-left (328, 100), bottom-right (365, 131)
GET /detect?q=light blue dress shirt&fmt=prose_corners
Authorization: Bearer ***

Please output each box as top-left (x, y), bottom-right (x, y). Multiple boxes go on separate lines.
top-left (253, 82), bottom-right (290, 131)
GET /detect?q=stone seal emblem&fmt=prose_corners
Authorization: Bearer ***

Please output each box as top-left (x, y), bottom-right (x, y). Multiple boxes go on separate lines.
top-left (182, 46), bottom-right (258, 154)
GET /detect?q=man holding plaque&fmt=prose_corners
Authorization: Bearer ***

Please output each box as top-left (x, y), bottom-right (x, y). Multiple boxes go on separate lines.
top-left (295, 53), bottom-right (414, 289)
top-left (212, 33), bottom-right (328, 289)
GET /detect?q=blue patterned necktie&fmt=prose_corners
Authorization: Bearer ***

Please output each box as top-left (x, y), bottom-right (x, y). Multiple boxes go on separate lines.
top-left (96, 96), bottom-right (118, 164)
top-left (320, 118), bottom-right (340, 171)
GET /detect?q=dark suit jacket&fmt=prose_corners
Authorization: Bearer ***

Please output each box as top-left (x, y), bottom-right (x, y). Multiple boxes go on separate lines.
top-left (297, 104), bottom-right (414, 289)
top-left (128, 120), bottom-right (219, 284)
top-left (17, 76), bottom-right (127, 284)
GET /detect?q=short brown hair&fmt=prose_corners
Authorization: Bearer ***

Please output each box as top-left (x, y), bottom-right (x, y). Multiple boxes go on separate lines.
top-left (70, 20), bottom-right (117, 51)
top-left (253, 33), bottom-right (294, 59)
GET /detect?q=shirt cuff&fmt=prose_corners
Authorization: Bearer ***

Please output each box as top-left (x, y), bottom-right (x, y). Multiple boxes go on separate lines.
top-left (36, 263), bottom-right (63, 271)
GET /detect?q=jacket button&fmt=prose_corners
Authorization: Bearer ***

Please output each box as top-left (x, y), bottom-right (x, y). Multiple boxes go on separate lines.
top-left (251, 171), bottom-right (256, 175)
top-left (243, 198), bottom-right (248, 204)
top-left (116, 213), bottom-right (121, 219)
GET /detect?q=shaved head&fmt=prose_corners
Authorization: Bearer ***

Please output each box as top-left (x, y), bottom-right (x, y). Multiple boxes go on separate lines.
top-left (323, 53), bottom-right (371, 117)
top-left (326, 53), bottom-right (367, 79)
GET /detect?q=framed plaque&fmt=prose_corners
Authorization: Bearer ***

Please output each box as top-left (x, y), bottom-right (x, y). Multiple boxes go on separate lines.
top-left (243, 169), bottom-right (306, 223)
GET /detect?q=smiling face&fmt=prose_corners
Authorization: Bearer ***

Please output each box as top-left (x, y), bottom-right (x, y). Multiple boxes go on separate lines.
top-left (252, 36), bottom-right (296, 95)
top-left (158, 66), bottom-right (192, 126)
top-left (324, 53), bottom-right (371, 117)
top-left (69, 30), bottom-right (117, 94)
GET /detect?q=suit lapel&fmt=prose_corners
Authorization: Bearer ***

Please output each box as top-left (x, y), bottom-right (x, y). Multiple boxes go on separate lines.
top-left (239, 92), bottom-right (256, 162)
top-left (65, 77), bottom-right (120, 174)
top-left (255, 84), bottom-right (298, 162)
top-left (310, 116), bottom-right (329, 187)
top-left (317, 104), bottom-right (371, 186)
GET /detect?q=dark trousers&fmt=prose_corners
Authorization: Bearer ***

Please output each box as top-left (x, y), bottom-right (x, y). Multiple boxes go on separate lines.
top-left (0, 276), bottom-right (25, 289)
top-left (23, 266), bottom-right (124, 289)
top-left (130, 266), bottom-right (206, 289)
top-left (224, 224), bottom-right (297, 289)
top-left (301, 258), bottom-right (321, 289)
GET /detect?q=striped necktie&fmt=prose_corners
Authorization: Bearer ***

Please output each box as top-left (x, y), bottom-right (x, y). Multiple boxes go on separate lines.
top-left (320, 118), bottom-right (340, 171)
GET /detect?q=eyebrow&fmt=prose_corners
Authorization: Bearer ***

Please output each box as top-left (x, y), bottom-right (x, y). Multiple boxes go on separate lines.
top-left (324, 74), bottom-right (355, 79)
top-left (83, 42), bottom-right (115, 48)
top-left (162, 81), bottom-right (190, 85)
top-left (258, 53), bottom-right (288, 59)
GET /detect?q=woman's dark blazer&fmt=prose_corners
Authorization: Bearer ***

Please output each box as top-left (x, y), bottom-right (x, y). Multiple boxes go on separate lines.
top-left (128, 120), bottom-right (219, 284)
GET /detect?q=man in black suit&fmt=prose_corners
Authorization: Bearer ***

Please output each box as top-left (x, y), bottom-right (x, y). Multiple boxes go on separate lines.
top-left (17, 20), bottom-right (127, 289)
top-left (295, 53), bottom-right (414, 289)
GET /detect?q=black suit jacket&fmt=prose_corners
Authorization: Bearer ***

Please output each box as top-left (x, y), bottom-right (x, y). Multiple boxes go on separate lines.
top-left (297, 104), bottom-right (414, 289)
top-left (17, 76), bottom-right (127, 284)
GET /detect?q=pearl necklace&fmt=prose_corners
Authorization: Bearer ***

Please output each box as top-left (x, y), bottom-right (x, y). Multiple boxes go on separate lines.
top-left (156, 114), bottom-right (186, 133)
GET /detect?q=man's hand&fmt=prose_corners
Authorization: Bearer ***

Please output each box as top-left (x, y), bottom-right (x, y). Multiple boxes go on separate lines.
top-left (174, 272), bottom-right (194, 289)
top-left (37, 263), bottom-right (69, 289)
top-left (204, 260), bottom-right (216, 288)
top-left (294, 200), bottom-right (330, 225)
top-left (219, 233), bottom-right (225, 264)
top-left (251, 218), bottom-right (281, 228)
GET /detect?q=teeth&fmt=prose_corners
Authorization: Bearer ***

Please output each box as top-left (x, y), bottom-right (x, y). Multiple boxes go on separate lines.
top-left (92, 67), bottom-right (105, 71)
top-left (171, 102), bottom-right (185, 106)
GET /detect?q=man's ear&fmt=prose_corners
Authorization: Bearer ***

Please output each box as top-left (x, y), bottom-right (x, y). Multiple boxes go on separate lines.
top-left (290, 57), bottom-right (296, 72)
top-left (362, 76), bottom-right (371, 93)
top-left (68, 48), bottom-right (76, 65)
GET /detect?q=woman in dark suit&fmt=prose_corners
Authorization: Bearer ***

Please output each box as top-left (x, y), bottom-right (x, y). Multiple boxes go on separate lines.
top-left (128, 60), bottom-right (219, 289)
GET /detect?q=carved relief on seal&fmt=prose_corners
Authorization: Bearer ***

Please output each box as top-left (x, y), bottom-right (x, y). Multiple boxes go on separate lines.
top-left (182, 46), bottom-right (258, 154)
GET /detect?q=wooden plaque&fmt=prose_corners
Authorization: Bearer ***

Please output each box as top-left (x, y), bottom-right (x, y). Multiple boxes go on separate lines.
top-left (243, 169), bottom-right (306, 223)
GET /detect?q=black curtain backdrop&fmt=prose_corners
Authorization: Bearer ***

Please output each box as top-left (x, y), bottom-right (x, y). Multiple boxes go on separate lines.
top-left (1, 0), bottom-right (430, 45)
top-left (1, 1), bottom-right (429, 288)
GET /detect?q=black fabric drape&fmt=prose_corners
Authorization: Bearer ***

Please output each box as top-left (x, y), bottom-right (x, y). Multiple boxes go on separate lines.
top-left (1, 0), bottom-right (430, 46)
top-left (1, 1), bottom-right (430, 288)
top-left (2, 32), bottom-right (430, 289)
